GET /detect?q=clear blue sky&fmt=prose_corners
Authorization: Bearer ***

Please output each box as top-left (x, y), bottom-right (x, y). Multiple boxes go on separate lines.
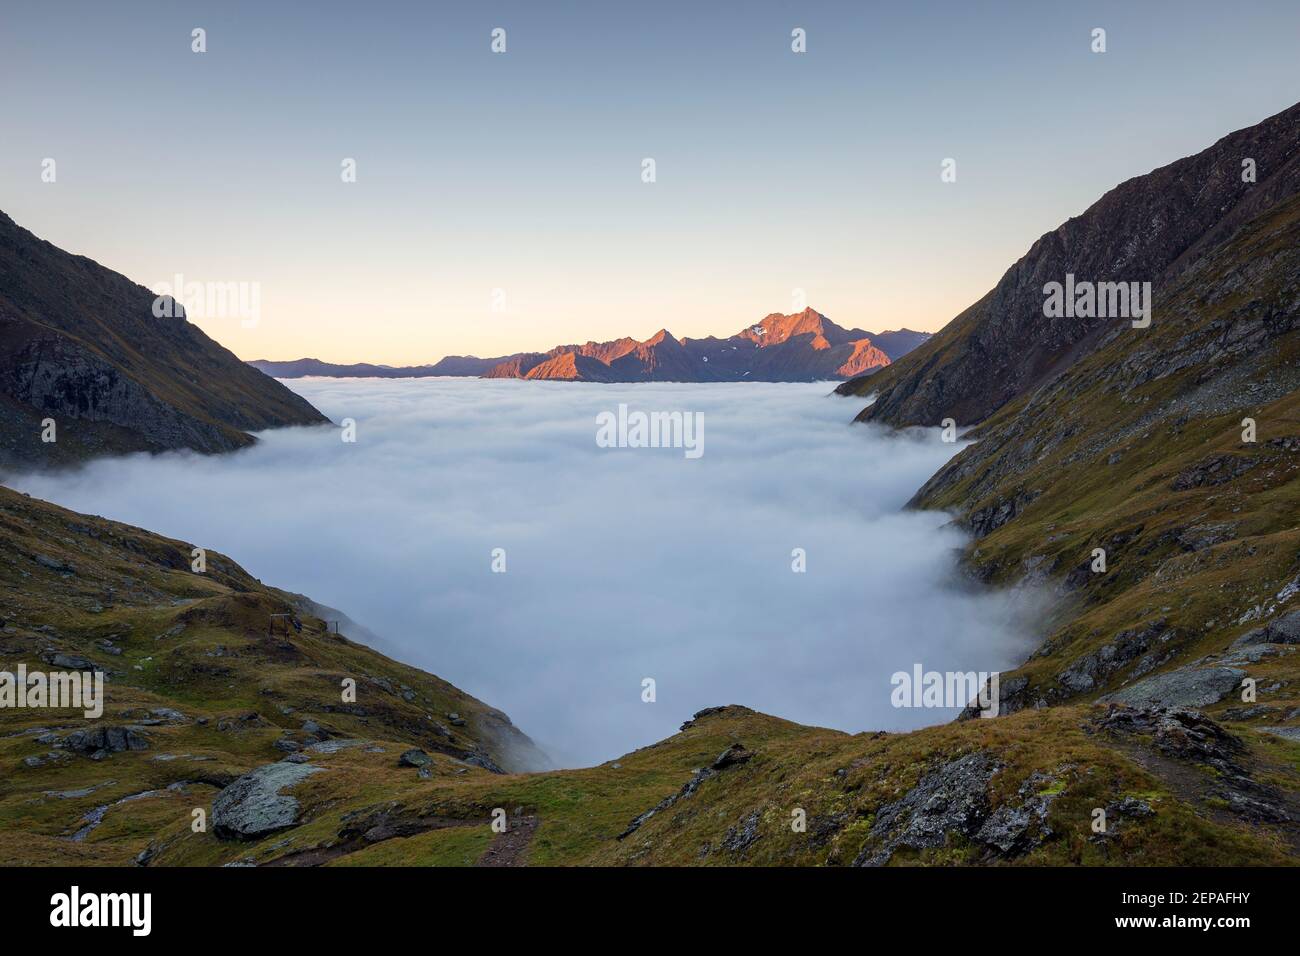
top-left (2, 0), bottom-right (1297, 363)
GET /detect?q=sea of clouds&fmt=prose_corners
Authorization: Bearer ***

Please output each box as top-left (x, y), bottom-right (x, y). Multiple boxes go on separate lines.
top-left (10, 379), bottom-right (1044, 767)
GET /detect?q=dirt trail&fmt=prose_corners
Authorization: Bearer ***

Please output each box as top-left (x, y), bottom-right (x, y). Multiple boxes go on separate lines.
top-left (475, 814), bottom-right (539, 867)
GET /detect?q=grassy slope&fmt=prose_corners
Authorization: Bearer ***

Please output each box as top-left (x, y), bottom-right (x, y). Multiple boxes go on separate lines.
top-left (2, 483), bottom-right (1296, 866)
top-left (0, 485), bottom-right (539, 865)
top-left (890, 192), bottom-right (1300, 726)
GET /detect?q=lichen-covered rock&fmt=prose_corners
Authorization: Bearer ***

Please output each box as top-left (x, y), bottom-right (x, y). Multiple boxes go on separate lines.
top-left (211, 761), bottom-right (323, 841)
top-left (1099, 666), bottom-right (1244, 709)
top-left (854, 752), bottom-right (1000, 866)
top-left (398, 748), bottom-right (432, 768)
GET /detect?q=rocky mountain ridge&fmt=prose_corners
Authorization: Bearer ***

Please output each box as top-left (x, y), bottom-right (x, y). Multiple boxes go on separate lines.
top-left (250, 309), bottom-right (929, 384)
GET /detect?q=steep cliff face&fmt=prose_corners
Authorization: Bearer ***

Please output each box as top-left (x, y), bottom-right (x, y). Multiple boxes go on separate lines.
top-left (842, 101), bottom-right (1300, 428)
top-left (0, 211), bottom-right (329, 470)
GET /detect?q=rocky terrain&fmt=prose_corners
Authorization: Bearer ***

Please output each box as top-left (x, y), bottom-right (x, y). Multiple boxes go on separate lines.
top-left (0, 212), bottom-right (329, 470)
top-left (251, 309), bottom-right (929, 384)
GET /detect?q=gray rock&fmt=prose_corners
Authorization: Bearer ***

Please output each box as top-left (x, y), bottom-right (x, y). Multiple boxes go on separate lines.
top-left (1258, 726), bottom-right (1300, 741)
top-left (212, 761), bottom-right (323, 840)
top-left (1099, 666), bottom-right (1245, 709)
top-left (304, 738), bottom-right (365, 754)
top-left (62, 726), bottom-right (149, 756)
top-left (43, 651), bottom-right (99, 671)
top-left (398, 748), bottom-right (433, 768)
top-left (719, 810), bottom-right (762, 853)
top-left (463, 752), bottom-right (504, 774)
top-left (35, 554), bottom-right (75, 573)
top-left (711, 743), bottom-right (753, 770)
top-left (1232, 609), bottom-right (1300, 647)
top-left (975, 772), bottom-right (1060, 854)
top-left (854, 752), bottom-right (1000, 866)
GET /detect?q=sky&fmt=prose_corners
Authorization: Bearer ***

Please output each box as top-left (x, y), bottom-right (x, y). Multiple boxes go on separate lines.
top-left (2, 0), bottom-right (1298, 364)
top-left (8, 380), bottom-right (1044, 765)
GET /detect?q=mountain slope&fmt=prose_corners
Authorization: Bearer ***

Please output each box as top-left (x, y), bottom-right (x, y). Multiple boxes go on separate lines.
top-left (0, 211), bottom-right (329, 469)
top-left (0, 484), bottom-right (546, 865)
top-left (3, 485), bottom-right (1295, 867)
top-left (890, 189), bottom-right (1300, 725)
top-left (840, 101), bottom-right (1300, 427)
top-left (834, 105), bottom-right (1300, 734)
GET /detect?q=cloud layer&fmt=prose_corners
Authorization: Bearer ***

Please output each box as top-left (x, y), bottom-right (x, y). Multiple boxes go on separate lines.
top-left (11, 379), bottom-right (1043, 766)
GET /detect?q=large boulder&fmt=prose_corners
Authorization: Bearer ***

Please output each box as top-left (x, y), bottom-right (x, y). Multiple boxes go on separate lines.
top-left (1232, 609), bottom-right (1300, 647)
top-left (1099, 666), bottom-right (1245, 709)
top-left (212, 761), bottom-right (323, 840)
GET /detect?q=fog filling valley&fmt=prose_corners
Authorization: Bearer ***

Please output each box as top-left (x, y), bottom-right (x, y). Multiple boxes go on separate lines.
top-left (11, 379), bottom-right (1044, 767)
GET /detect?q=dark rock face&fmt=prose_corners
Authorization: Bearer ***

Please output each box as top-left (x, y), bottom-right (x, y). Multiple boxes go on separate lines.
top-left (719, 810), bottom-right (763, 853)
top-left (61, 726), bottom-right (149, 756)
top-left (1056, 620), bottom-right (1177, 693)
top-left (711, 743), bottom-right (753, 770)
top-left (854, 752), bottom-right (997, 866)
top-left (211, 762), bottom-right (324, 840)
top-left (967, 491), bottom-right (1040, 537)
top-left (1171, 454), bottom-right (1260, 490)
top-left (855, 101), bottom-right (1300, 429)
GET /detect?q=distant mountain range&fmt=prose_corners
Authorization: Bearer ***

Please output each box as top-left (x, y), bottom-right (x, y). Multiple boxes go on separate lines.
top-left (0, 211), bottom-right (328, 470)
top-left (248, 310), bottom-right (930, 384)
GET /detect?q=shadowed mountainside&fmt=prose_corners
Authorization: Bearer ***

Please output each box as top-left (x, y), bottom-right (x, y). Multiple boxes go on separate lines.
top-left (0, 211), bottom-right (329, 471)
top-left (838, 100), bottom-right (1300, 428)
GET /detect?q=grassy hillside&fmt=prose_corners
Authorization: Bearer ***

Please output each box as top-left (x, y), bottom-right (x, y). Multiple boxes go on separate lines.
top-left (864, 187), bottom-right (1300, 730)
top-left (2, 485), bottom-right (1296, 866)
top-left (0, 485), bottom-right (544, 865)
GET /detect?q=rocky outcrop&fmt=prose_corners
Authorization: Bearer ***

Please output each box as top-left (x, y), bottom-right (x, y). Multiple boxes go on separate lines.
top-left (617, 742), bottom-right (755, 841)
top-left (852, 752), bottom-right (1062, 866)
top-left (1232, 609), bottom-right (1300, 647)
top-left (61, 726), bottom-right (149, 758)
top-left (1091, 706), bottom-right (1293, 824)
top-left (212, 761), bottom-right (324, 840)
top-left (1099, 666), bottom-right (1245, 709)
